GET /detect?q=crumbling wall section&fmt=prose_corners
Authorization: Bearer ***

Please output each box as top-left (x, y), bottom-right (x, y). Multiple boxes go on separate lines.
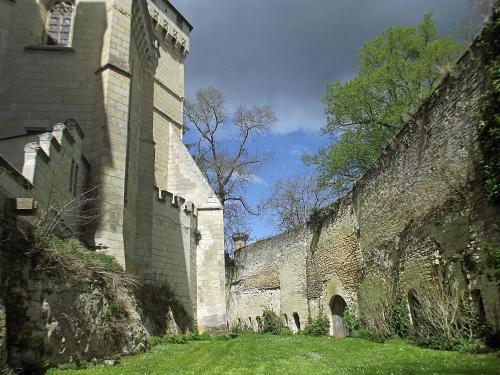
top-left (227, 17), bottom-right (500, 333)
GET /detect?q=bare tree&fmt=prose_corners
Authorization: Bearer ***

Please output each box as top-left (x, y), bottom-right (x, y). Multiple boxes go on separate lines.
top-left (184, 87), bottom-right (277, 251)
top-left (36, 186), bottom-right (100, 242)
top-left (258, 172), bottom-right (336, 233)
top-left (461, 0), bottom-right (495, 41)
top-left (470, 0), bottom-right (495, 21)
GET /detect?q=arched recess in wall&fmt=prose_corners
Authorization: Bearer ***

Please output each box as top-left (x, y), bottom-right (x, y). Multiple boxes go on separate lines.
top-left (292, 312), bottom-right (301, 332)
top-left (471, 289), bottom-right (487, 324)
top-left (330, 295), bottom-right (349, 338)
top-left (44, 0), bottom-right (76, 46)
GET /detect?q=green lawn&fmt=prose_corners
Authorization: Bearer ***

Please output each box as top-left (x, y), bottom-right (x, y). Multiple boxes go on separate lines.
top-left (47, 334), bottom-right (500, 375)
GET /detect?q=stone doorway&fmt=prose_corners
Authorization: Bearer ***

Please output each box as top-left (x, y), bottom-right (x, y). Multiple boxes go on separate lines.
top-left (330, 295), bottom-right (349, 338)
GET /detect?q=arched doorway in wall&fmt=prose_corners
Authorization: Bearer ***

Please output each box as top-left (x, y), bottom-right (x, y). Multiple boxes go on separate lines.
top-left (330, 295), bottom-right (349, 338)
top-left (292, 312), bottom-right (301, 332)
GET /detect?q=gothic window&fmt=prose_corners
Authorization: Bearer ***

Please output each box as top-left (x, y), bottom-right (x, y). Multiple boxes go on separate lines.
top-left (46, 0), bottom-right (74, 46)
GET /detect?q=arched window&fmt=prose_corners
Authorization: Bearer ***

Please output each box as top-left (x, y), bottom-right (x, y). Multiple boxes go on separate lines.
top-left (45, 0), bottom-right (75, 46)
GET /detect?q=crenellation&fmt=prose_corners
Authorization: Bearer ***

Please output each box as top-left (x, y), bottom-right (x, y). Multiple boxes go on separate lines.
top-left (0, 0), bottom-right (226, 338)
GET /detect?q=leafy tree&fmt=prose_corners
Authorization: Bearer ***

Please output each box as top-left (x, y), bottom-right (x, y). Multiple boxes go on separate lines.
top-left (184, 87), bottom-right (277, 252)
top-left (305, 14), bottom-right (463, 193)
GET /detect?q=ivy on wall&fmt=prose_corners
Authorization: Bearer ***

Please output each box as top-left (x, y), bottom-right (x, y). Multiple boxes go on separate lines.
top-left (478, 7), bottom-right (500, 206)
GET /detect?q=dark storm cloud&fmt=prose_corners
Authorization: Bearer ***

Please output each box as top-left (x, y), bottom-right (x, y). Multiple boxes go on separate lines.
top-left (172, 0), bottom-right (473, 134)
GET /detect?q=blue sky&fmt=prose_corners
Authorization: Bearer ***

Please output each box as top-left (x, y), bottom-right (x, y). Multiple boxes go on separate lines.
top-left (173, 0), bottom-right (478, 241)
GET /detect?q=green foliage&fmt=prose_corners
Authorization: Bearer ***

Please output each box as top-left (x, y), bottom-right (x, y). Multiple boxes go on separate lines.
top-left (478, 11), bottom-right (500, 205)
top-left (302, 313), bottom-right (330, 336)
top-left (230, 321), bottom-right (254, 334)
top-left (32, 230), bottom-right (124, 276)
top-left (412, 336), bottom-right (488, 353)
top-left (308, 202), bottom-right (340, 227)
top-left (105, 300), bottom-right (128, 321)
top-left (485, 244), bottom-right (500, 283)
top-left (261, 308), bottom-right (286, 334)
top-left (392, 293), bottom-right (411, 338)
top-left (188, 331), bottom-right (211, 342)
top-left (148, 336), bottom-right (164, 348)
top-left (356, 276), bottom-right (396, 338)
top-left (164, 334), bottom-right (189, 345)
top-left (307, 14), bottom-right (462, 192)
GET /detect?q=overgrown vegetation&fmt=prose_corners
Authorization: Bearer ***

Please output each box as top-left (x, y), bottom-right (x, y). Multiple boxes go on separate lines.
top-left (302, 313), bottom-right (330, 336)
top-left (261, 308), bottom-right (287, 334)
top-left (485, 244), bottom-right (500, 283)
top-left (344, 266), bottom-right (489, 352)
top-left (30, 229), bottom-right (128, 282)
top-left (478, 4), bottom-right (500, 205)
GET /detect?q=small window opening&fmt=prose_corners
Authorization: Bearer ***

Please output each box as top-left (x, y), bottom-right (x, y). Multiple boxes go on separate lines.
top-left (69, 159), bottom-right (75, 193)
top-left (73, 164), bottom-right (79, 195)
top-left (293, 312), bottom-right (301, 331)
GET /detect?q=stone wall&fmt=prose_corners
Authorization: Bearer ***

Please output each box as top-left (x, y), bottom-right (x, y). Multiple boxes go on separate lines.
top-left (0, 216), bottom-right (148, 373)
top-left (0, 0), bottom-right (107, 139)
top-left (0, 0), bottom-right (227, 336)
top-left (228, 226), bottom-right (311, 332)
top-left (227, 17), bottom-right (500, 335)
top-left (150, 189), bottom-right (198, 323)
top-left (0, 122), bottom-right (89, 237)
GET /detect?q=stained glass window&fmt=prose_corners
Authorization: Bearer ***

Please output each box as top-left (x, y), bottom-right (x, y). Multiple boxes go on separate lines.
top-left (46, 1), bottom-right (73, 46)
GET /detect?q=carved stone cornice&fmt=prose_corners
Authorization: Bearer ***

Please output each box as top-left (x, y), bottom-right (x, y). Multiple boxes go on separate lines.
top-left (148, 5), bottom-right (190, 57)
top-left (130, 0), bottom-right (160, 76)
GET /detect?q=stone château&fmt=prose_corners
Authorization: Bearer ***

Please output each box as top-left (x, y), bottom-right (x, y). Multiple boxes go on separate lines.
top-left (0, 0), bottom-right (226, 333)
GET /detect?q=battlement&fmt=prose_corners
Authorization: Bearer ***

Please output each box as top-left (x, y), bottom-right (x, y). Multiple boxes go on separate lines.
top-left (154, 186), bottom-right (197, 216)
top-left (0, 120), bottom-right (89, 235)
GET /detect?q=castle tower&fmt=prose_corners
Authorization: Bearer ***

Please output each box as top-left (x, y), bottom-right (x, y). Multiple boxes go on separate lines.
top-left (0, 0), bottom-right (227, 332)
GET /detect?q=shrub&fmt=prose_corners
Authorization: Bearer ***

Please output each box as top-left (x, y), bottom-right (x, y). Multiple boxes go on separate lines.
top-left (406, 267), bottom-right (480, 342)
top-left (148, 336), bottom-right (164, 348)
top-left (391, 293), bottom-right (411, 338)
top-left (230, 321), bottom-right (254, 334)
top-left (261, 309), bottom-right (285, 334)
top-left (357, 275), bottom-right (396, 338)
top-left (303, 313), bottom-right (330, 336)
top-left (412, 336), bottom-right (488, 353)
top-left (105, 300), bottom-right (128, 320)
top-left (343, 307), bottom-right (360, 333)
top-left (164, 334), bottom-right (189, 344)
top-left (188, 331), bottom-right (211, 341)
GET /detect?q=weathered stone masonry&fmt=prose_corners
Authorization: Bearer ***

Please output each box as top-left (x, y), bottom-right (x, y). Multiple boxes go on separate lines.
top-left (0, 0), bottom-right (226, 343)
top-left (227, 15), bottom-right (500, 336)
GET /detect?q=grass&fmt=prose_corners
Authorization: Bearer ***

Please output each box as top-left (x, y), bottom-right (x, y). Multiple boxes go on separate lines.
top-left (47, 334), bottom-right (500, 375)
top-left (34, 232), bottom-right (124, 275)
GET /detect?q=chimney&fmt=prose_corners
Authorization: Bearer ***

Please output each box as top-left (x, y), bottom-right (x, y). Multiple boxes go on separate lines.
top-left (232, 233), bottom-right (249, 251)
